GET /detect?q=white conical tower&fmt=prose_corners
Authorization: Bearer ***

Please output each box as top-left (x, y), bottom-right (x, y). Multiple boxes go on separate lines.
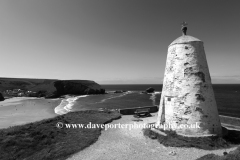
top-left (156, 22), bottom-right (222, 136)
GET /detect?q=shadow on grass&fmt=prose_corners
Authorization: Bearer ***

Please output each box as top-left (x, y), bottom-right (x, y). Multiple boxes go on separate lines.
top-left (197, 147), bottom-right (240, 160)
top-left (143, 125), bottom-right (240, 160)
top-left (196, 129), bottom-right (240, 160)
top-left (0, 110), bottom-right (121, 160)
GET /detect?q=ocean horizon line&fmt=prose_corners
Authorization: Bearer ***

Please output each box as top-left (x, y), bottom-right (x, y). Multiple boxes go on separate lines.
top-left (100, 83), bottom-right (240, 85)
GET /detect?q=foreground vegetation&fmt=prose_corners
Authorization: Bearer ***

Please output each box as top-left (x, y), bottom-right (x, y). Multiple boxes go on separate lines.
top-left (0, 110), bottom-right (121, 160)
top-left (197, 146), bottom-right (240, 160)
top-left (143, 126), bottom-right (240, 160)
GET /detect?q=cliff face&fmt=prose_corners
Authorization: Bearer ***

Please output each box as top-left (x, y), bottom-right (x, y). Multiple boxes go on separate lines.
top-left (0, 93), bottom-right (4, 101)
top-left (53, 80), bottom-right (105, 96)
top-left (0, 78), bottom-right (105, 98)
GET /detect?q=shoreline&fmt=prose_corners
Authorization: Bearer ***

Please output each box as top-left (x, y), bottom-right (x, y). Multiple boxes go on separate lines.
top-left (54, 91), bottom-right (161, 115)
top-left (0, 97), bottom-right (61, 129)
top-left (54, 95), bottom-right (89, 115)
top-left (1, 91), bottom-right (239, 129)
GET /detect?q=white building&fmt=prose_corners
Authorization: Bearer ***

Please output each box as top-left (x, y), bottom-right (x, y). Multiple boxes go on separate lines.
top-left (157, 24), bottom-right (222, 137)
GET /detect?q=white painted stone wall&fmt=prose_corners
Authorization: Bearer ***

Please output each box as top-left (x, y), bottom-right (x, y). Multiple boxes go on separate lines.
top-left (156, 36), bottom-right (222, 136)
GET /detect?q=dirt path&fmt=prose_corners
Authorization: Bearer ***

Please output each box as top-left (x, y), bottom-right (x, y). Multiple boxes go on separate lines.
top-left (67, 113), bottom-right (238, 160)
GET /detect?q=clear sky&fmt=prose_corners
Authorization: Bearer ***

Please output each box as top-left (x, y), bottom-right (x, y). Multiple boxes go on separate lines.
top-left (0, 0), bottom-right (239, 84)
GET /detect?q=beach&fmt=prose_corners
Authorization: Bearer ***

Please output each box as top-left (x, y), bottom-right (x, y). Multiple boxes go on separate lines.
top-left (0, 97), bottom-right (61, 129)
top-left (0, 91), bottom-right (159, 129)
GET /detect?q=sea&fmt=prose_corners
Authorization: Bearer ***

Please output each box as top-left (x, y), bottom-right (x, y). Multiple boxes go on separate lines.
top-left (55, 84), bottom-right (240, 118)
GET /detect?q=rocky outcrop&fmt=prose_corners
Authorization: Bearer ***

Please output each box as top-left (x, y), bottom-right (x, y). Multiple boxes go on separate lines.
top-left (53, 80), bottom-right (105, 96)
top-left (0, 93), bottom-right (4, 101)
top-left (114, 90), bottom-right (127, 93)
top-left (146, 87), bottom-right (155, 93)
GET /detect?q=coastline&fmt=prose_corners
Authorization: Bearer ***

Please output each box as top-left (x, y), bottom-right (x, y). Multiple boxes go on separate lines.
top-left (0, 97), bottom-right (61, 129)
top-left (1, 91), bottom-right (240, 159)
top-left (54, 95), bottom-right (89, 115)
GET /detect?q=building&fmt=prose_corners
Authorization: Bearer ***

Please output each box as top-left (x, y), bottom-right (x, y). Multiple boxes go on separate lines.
top-left (156, 22), bottom-right (222, 137)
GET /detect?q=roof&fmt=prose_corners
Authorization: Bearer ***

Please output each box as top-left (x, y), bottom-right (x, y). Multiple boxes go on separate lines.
top-left (169, 35), bottom-right (202, 46)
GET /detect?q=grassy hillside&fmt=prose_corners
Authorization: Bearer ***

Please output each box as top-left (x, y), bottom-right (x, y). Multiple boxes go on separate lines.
top-left (197, 146), bottom-right (240, 160)
top-left (0, 78), bottom-right (57, 94)
top-left (0, 110), bottom-right (121, 160)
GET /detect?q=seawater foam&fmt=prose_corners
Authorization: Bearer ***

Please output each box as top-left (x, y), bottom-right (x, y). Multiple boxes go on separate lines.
top-left (98, 91), bottom-right (133, 103)
top-left (54, 95), bottom-right (88, 115)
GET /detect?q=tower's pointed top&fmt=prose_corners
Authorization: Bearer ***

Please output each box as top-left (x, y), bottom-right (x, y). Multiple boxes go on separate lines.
top-left (169, 35), bottom-right (201, 46)
top-left (181, 21), bottom-right (188, 36)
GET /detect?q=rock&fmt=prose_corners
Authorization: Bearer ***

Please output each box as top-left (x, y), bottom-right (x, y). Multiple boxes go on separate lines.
top-left (28, 92), bottom-right (38, 97)
top-left (100, 89), bottom-right (105, 94)
top-left (45, 93), bottom-right (59, 99)
top-left (222, 126), bottom-right (228, 137)
top-left (131, 117), bottom-right (143, 122)
top-left (114, 90), bottom-right (123, 93)
top-left (169, 151), bottom-right (177, 156)
top-left (98, 108), bottom-right (107, 112)
top-left (146, 87), bottom-right (155, 93)
top-left (37, 90), bottom-right (47, 97)
top-left (53, 80), bottom-right (104, 96)
top-left (0, 93), bottom-right (4, 101)
top-left (83, 88), bottom-right (96, 95)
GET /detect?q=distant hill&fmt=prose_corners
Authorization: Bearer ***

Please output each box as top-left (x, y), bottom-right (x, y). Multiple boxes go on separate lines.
top-left (0, 77), bottom-right (105, 98)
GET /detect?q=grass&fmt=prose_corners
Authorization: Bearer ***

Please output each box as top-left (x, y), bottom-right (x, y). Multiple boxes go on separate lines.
top-left (196, 146), bottom-right (240, 160)
top-left (143, 125), bottom-right (240, 160)
top-left (196, 129), bottom-right (240, 160)
top-left (143, 128), bottom-right (228, 150)
top-left (143, 126), bottom-right (240, 150)
top-left (0, 110), bottom-right (121, 160)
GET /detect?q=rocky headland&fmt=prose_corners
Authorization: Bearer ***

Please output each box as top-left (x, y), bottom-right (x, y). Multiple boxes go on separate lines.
top-left (0, 78), bottom-right (105, 99)
top-left (0, 93), bottom-right (4, 101)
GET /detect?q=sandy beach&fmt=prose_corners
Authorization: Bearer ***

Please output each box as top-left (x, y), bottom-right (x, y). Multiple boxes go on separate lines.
top-left (0, 97), bottom-right (61, 129)
top-left (68, 112), bottom-right (238, 160)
